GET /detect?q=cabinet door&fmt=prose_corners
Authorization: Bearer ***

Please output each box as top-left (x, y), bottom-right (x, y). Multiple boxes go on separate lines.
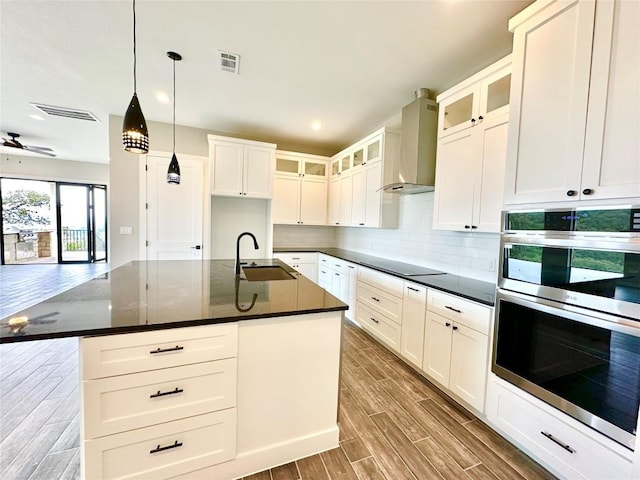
top-left (300, 177), bottom-right (328, 225)
top-left (350, 168), bottom-right (366, 226)
top-left (295, 263), bottom-right (317, 282)
top-left (433, 129), bottom-right (477, 231)
top-left (272, 176), bottom-right (301, 224)
top-left (400, 283), bottom-right (427, 368)
top-left (364, 162), bottom-right (382, 227)
top-left (339, 174), bottom-right (353, 225)
top-left (437, 86), bottom-right (480, 138)
top-left (210, 142), bottom-right (243, 197)
top-left (243, 147), bottom-right (274, 198)
top-left (422, 311), bottom-right (452, 389)
top-left (504, 0), bottom-right (596, 205)
top-left (473, 114), bottom-right (509, 232)
top-left (328, 177), bottom-right (341, 226)
top-left (345, 263), bottom-right (358, 321)
top-left (365, 135), bottom-right (383, 165)
top-left (581, 0), bottom-right (640, 201)
top-left (449, 323), bottom-right (488, 412)
top-left (479, 67), bottom-right (511, 121)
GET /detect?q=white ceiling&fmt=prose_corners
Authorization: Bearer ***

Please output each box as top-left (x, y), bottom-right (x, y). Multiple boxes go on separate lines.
top-left (0, 0), bottom-right (533, 164)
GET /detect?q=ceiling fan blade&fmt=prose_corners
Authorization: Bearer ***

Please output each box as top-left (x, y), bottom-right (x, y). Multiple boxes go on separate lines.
top-left (25, 145), bottom-right (54, 151)
top-left (24, 146), bottom-right (56, 157)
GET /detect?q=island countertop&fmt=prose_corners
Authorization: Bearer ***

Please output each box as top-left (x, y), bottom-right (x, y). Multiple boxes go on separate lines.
top-left (0, 259), bottom-right (347, 343)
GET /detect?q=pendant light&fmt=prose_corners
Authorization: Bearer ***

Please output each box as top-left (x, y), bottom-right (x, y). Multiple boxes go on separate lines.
top-left (166, 51), bottom-right (182, 184)
top-left (122, 0), bottom-right (149, 153)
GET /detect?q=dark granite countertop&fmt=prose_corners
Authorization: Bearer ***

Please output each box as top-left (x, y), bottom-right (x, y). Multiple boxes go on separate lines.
top-left (274, 247), bottom-right (497, 306)
top-left (0, 260), bottom-right (347, 344)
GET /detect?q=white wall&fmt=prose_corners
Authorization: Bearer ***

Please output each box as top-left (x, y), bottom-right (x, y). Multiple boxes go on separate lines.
top-left (0, 154), bottom-right (108, 184)
top-left (336, 193), bottom-right (500, 283)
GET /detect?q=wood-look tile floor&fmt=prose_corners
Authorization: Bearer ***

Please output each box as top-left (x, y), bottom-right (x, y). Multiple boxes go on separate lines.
top-left (0, 321), bottom-right (556, 480)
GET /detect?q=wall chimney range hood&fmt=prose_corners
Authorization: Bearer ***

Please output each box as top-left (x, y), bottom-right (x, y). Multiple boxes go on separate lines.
top-left (382, 88), bottom-right (438, 194)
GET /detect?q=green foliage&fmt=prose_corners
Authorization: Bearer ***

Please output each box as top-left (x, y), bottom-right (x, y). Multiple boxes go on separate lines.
top-left (508, 245), bottom-right (625, 274)
top-left (2, 190), bottom-right (51, 226)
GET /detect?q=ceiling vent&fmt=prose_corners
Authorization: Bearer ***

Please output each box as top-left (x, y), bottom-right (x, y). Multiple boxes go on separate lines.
top-left (30, 103), bottom-right (100, 122)
top-left (219, 51), bottom-right (240, 74)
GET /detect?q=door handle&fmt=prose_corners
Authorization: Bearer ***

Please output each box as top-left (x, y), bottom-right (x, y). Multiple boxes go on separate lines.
top-left (190, 245), bottom-right (201, 250)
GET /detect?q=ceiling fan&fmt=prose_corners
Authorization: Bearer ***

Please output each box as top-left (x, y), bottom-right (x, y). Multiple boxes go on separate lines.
top-left (2, 132), bottom-right (56, 157)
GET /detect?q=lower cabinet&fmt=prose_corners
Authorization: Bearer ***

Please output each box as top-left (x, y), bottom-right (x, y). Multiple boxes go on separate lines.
top-left (487, 375), bottom-right (637, 480)
top-left (80, 323), bottom-right (239, 480)
top-left (273, 252), bottom-right (318, 282)
top-left (400, 282), bottom-right (427, 368)
top-left (422, 290), bottom-right (491, 413)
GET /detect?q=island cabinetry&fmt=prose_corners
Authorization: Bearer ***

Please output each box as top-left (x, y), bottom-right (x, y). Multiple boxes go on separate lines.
top-left (434, 56), bottom-right (510, 233)
top-left (504, 0), bottom-right (639, 205)
top-left (208, 134), bottom-right (276, 199)
top-left (272, 151), bottom-right (329, 225)
top-left (422, 290), bottom-right (491, 412)
top-left (400, 282), bottom-right (427, 368)
top-left (80, 323), bottom-right (238, 480)
top-left (273, 252), bottom-right (318, 282)
top-left (437, 56), bottom-right (511, 138)
top-left (328, 128), bottom-right (399, 228)
top-left (356, 267), bottom-right (404, 352)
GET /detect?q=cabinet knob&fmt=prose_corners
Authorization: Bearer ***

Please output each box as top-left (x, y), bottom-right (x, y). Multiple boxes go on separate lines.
top-left (478, 115), bottom-right (484, 120)
top-left (582, 188), bottom-right (594, 195)
top-left (359, 223), bottom-right (365, 226)
top-left (445, 322), bottom-right (451, 327)
top-left (464, 225), bottom-right (471, 229)
top-left (471, 118), bottom-right (476, 123)
top-left (566, 190), bottom-right (577, 197)
top-left (471, 225), bottom-right (477, 229)
top-left (452, 325), bottom-right (459, 331)
top-left (243, 192), bottom-right (247, 196)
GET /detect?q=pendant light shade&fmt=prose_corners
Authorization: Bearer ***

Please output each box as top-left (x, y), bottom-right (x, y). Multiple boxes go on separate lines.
top-left (166, 51), bottom-right (182, 185)
top-left (122, 0), bottom-right (149, 153)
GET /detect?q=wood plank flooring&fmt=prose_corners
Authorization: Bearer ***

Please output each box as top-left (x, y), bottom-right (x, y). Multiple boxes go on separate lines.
top-left (0, 261), bottom-right (555, 479)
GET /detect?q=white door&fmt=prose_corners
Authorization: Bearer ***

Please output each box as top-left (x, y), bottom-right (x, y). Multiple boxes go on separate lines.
top-left (328, 177), bottom-right (341, 226)
top-left (244, 146), bottom-right (274, 198)
top-left (422, 311), bottom-right (452, 389)
top-left (146, 154), bottom-right (204, 260)
top-left (272, 176), bottom-right (300, 224)
top-left (300, 177), bottom-right (328, 225)
top-left (449, 323), bottom-right (488, 412)
top-left (210, 142), bottom-right (243, 197)
top-left (339, 174), bottom-right (353, 226)
top-left (400, 283), bottom-right (427, 368)
top-left (350, 168), bottom-right (366, 226)
top-left (364, 162), bottom-right (382, 227)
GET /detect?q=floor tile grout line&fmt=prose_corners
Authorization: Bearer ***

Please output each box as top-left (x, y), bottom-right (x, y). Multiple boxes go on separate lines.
top-left (463, 462), bottom-right (483, 471)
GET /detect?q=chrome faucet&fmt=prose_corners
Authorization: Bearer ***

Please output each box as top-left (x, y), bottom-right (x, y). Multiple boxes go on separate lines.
top-left (235, 232), bottom-right (259, 275)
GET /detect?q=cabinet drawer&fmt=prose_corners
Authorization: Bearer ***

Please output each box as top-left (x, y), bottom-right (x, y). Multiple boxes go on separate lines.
top-left (318, 254), bottom-right (347, 273)
top-left (358, 267), bottom-right (404, 297)
top-left (357, 283), bottom-right (403, 324)
top-left (84, 408), bottom-right (236, 480)
top-left (487, 379), bottom-right (634, 480)
top-left (356, 302), bottom-right (401, 353)
top-left (318, 267), bottom-right (333, 289)
top-left (427, 290), bottom-right (491, 335)
top-left (83, 359), bottom-right (237, 439)
top-left (81, 323), bottom-right (238, 380)
top-left (274, 252), bottom-right (317, 265)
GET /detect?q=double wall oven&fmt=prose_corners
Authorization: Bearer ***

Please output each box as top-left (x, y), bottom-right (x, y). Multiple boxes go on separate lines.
top-left (493, 207), bottom-right (640, 450)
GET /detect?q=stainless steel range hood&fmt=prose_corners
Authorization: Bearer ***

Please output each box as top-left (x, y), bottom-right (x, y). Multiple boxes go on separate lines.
top-left (382, 88), bottom-right (438, 194)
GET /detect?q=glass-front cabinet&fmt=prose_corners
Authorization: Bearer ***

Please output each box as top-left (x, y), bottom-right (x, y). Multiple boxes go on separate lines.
top-left (437, 55), bottom-right (512, 138)
top-left (365, 135), bottom-right (382, 165)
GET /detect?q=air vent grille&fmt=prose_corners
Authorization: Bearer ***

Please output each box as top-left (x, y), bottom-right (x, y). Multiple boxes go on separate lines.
top-left (219, 51), bottom-right (240, 74)
top-left (30, 103), bottom-right (100, 122)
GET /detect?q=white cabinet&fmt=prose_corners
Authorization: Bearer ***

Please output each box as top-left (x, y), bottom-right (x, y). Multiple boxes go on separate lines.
top-left (438, 58), bottom-right (511, 138)
top-left (487, 375), bottom-right (637, 480)
top-left (434, 56), bottom-right (510, 233)
top-left (80, 323), bottom-right (239, 480)
top-left (273, 151), bottom-right (329, 225)
top-left (400, 282), bottom-right (427, 368)
top-left (273, 252), bottom-right (318, 282)
top-left (422, 290), bottom-right (491, 412)
top-left (328, 128), bottom-right (399, 228)
top-left (209, 135), bottom-right (276, 199)
top-left (504, 0), bottom-right (639, 205)
top-left (317, 254), bottom-right (352, 310)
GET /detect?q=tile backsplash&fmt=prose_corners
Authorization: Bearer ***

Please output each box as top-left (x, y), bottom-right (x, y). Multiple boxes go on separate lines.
top-left (273, 193), bottom-right (500, 283)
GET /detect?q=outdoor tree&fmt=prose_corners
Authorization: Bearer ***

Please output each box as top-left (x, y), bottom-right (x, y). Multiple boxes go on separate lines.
top-left (2, 189), bottom-right (51, 227)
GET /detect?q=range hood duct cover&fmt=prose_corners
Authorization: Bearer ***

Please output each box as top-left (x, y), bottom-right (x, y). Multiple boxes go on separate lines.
top-left (382, 89), bottom-right (438, 194)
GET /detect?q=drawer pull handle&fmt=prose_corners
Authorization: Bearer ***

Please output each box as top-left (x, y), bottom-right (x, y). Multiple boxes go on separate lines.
top-left (335, 264), bottom-right (341, 267)
top-left (371, 297), bottom-right (380, 302)
top-left (445, 306), bottom-right (461, 314)
top-left (150, 387), bottom-right (184, 399)
top-left (321, 270), bottom-right (326, 274)
top-left (150, 440), bottom-right (183, 454)
top-left (407, 286), bottom-right (419, 292)
top-left (292, 257), bottom-right (301, 260)
top-left (370, 317), bottom-right (379, 324)
top-left (541, 431), bottom-right (575, 454)
top-left (150, 345), bottom-right (184, 355)
top-left (347, 265), bottom-right (355, 269)
top-left (335, 273), bottom-right (340, 276)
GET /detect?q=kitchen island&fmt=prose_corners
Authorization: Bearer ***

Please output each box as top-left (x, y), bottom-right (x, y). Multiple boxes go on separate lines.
top-left (0, 260), bottom-right (347, 480)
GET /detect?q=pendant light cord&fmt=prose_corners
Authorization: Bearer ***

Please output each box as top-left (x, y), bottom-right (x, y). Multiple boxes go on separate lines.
top-left (133, 0), bottom-right (137, 93)
top-left (172, 57), bottom-right (176, 152)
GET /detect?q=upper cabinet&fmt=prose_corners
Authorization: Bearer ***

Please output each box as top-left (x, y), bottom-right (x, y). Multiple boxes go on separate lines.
top-left (438, 61), bottom-right (511, 139)
top-left (273, 151), bottom-right (329, 225)
top-left (329, 128), bottom-right (400, 228)
top-left (434, 56), bottom-right (511, 233)
top-left (504, 0), bottom-right (640, 206)
top-left (208, 135), bottom-right (276, 199)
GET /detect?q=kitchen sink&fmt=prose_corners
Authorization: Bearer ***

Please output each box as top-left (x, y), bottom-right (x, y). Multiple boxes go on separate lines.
top-left (242, 265), bottom-right (296, 282)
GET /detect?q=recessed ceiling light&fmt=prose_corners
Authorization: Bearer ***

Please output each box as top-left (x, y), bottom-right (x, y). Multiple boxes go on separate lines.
top-left (29, 114), bottom-right (44, 121)
top-left (156, 92), bottom-right (170, 103)
top-left (312, 121), bottom-right (322, 131)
